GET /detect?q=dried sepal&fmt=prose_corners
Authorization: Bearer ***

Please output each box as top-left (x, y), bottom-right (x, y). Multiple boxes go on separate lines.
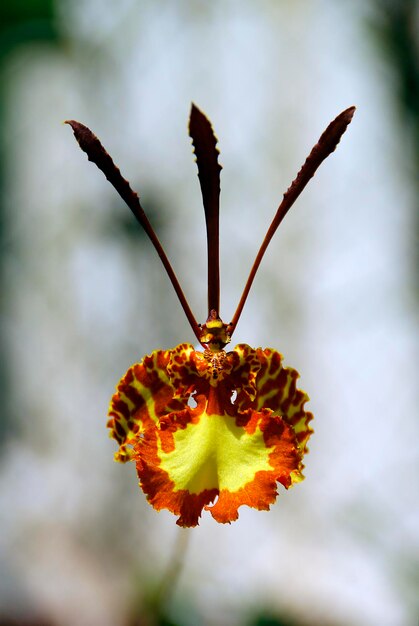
top-left (189, 104), bottom-right (222, 221)
top-left (65, 120), bottom-right (201, 342)
top-left (229, 106), bottom-right (356, 334)
top-left (189, 104), bottom-right (222, 314)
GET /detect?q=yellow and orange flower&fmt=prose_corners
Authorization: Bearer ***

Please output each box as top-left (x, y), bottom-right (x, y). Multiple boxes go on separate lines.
top-left (67, 102), bottom-right (354, 526)
top-left (108, 344), bottom-right (312, 526)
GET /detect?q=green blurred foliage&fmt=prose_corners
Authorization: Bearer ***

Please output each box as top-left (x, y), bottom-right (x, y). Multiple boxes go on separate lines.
top-left (370, 0), bottom-right (419, 148)
top-left (0, 0), bottom-right (58, 56)
top-left (370, 0), bottom-right (419, 291)
top-left (0, 0), bottom-right (59, 445)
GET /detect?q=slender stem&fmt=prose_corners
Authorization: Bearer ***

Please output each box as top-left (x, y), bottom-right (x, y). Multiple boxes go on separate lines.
top-left (65, 120), bottom-right (201, 342)
top-left (152, 528), bottom-right (191, 619)
top-left (189, 104), bottom-right (222, 315)
top-left (228, 106), bottom-right (356, 335)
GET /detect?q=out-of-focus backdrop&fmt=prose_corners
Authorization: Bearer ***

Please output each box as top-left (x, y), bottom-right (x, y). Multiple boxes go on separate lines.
top-left (0, 1), bottom-right (418, 625)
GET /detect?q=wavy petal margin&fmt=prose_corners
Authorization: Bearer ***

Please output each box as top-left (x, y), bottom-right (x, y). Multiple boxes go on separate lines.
top-left (108, 344), bottom-right (313, 526)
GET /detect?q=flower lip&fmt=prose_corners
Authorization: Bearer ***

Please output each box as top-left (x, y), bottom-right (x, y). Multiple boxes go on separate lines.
top-left (108, 342), bottom-right (313, 526)
top-left (199, 309), bottom-right (231, 352)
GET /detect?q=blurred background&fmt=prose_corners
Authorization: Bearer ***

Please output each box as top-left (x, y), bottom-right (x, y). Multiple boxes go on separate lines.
top-left (0, 1), bottom-right (418, 625)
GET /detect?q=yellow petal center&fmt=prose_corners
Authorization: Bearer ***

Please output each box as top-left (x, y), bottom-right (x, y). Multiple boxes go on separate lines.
top-left (158, 408), bottom-right (273, 494)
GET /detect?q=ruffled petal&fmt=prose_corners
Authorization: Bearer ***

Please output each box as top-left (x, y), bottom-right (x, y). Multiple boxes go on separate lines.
top-left (136, 402), bottom-right (299, 527)
top-left (253, 347), bottom-right (313, 459)
top-left (107, 343), bottom-right (313, 526)
top-left (107, 346), bottom-right (195, 462)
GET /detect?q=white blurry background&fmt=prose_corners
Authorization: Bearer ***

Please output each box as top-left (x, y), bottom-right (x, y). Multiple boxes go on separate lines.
top-left (0, 1), bottom-right (418, 625)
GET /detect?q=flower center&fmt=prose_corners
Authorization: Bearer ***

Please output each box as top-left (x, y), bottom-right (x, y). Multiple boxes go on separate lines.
top-left (199, 309), bottom-right (231, 352)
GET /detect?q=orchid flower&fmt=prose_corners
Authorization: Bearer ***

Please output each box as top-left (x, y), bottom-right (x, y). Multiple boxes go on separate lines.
top-left (66, 104), bottom-right (355, 527)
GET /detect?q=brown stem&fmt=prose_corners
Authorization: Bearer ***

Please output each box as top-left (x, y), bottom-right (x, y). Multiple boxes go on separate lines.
top-left (189, 104), bottom-right (222, 316)
top-left (65, 120), bottom-right (201, 342)
top-left (228, 106), bottom-right (356, 335)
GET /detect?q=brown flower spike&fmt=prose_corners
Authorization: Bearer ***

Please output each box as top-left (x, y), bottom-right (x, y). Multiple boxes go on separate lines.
top-left (66, 104), bottom-right (355, 526)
